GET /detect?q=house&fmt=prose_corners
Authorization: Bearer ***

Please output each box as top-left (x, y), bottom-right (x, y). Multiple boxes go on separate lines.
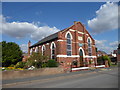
top-left (28, 21), bottom-right (97, 68)
top-left (112, 50), bottom-right (117, 57)
top-left (108, 50), bottom-right (117, 64)
top-left (97, 50), bottom-right (107, 57)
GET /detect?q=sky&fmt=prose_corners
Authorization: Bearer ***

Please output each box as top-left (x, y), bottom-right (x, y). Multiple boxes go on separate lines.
top-left (1, 2), bottom-right (119, 54)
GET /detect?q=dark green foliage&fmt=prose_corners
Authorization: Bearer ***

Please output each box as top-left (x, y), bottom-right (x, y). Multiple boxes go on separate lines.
top-left (42, 63), bottom-right (48, 68)
top-left (2, 41), bottom-right (22, 67)
top-left (26, 52), bottom-right (48, 68)
top-left (15, 61), bottom-right (26, 68)
top-left (47, 59), bottom-right (58, 67)
top-left (118, 43), bottom-right (120, 49)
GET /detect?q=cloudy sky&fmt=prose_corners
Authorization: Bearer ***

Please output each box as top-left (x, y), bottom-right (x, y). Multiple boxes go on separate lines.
top-left (1, 2), bottom-right (119, 54)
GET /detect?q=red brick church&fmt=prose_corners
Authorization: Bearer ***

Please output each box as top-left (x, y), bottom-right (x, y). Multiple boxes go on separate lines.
top-left (28, 21), bottom-right (97, 67)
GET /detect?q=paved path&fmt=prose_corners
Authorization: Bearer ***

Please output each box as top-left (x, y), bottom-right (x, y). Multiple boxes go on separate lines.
top-left (2, 67), bottom-right (118, 88)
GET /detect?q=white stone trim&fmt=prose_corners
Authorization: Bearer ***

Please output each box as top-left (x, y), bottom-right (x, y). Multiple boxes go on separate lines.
top-left (78, 31), bottom-right (84, 34)
top-left (87, 37), bottom-right (92, 43)
top-left (46, 43), bottom-right (49, 45)
top-left (56, 55), bottom-right (79, 57)
top-left (69, 29), bottom-right (76, 32)
top-left (79, 47), bottom-right (85, 57)
top-left (57, 40), bottom-right (66, 42)
top-left (85, 55), bottom-right (97, 58)
top-left (35, 47), bottom-right (38, 52)
top-left (56, 55), bottom-right (97, 58)
top-left (86, 34), bottom-right (89, 36)
top-left (65, 31), bottom-right (73, 39)
top-left (42, 45), bottom-right (46, 55)
top-left (50, 42), bottom-right (56, 59)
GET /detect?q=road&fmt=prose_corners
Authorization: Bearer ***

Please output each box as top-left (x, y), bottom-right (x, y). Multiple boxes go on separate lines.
top-left (3, 67), bottom-right (118, 88)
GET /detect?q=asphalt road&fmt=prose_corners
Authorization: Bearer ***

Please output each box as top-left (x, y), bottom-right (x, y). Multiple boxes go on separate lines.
top-left (3, 67), bottom-right (118, 88)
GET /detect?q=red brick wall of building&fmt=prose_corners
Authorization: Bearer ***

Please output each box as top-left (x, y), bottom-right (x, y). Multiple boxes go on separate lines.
top-left (29, 22), bottom-right (97, 67)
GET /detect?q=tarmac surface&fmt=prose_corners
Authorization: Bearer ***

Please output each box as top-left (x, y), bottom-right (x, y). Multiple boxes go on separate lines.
top-left (2, 67), bottom-right (119, 88)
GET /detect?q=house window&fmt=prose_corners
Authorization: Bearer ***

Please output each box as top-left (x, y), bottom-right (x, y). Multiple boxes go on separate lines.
top-left (88, 38), bottom-right (92, 56)
top-left (42, 45), bottom-right (46, 55)
top-left (67, 33), bottom-right (72, 56)
top-left (51, 43), bottom-right (55, 59)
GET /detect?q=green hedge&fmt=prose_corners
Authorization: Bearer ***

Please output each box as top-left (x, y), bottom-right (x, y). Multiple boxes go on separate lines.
top-left (47, 59), bottom-right (58, 67)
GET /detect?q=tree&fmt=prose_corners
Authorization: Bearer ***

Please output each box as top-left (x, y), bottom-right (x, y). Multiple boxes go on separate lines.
top-left (97, 55), bottom-right (111, 66)
top-left (2, 41), bottom-right (22, 67)
top-left (26, 52), bottom-right (48, 68)
top-left (118, 43), bottom-right (120, 49)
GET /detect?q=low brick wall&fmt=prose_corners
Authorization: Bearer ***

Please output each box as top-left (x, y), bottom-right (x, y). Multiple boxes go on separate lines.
top-left (2, 67), bottom-right (64, 80)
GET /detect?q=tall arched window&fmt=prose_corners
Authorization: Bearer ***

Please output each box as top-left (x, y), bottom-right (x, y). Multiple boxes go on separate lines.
top-left (42, 45), bottom-right (46, 56)
top-left (51, 43), bottom-right (55, 59)
top-left (67, 33), bottom-right (72, 56)
top-left (30, 48), bottom-right (33, 55)
top-left (79, 49), bottom-right (84, 67)
top-left (35, 47), bottom-right (39, 53)
top-left (88, 38), bottom-right (92, 56)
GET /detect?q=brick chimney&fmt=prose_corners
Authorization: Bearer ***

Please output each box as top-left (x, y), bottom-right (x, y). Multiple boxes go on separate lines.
top-left (74, 21), bottom-right (78, 25)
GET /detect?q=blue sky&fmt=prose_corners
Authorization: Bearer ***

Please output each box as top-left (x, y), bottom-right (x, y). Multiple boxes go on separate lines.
top-left (1, 2), bottom-right (118, 53)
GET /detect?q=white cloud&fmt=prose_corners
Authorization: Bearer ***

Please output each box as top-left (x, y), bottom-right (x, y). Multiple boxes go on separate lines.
top-left (95, 40), bottom-right (118, 54)
top-left (20, 44), bottom-right (28, 53)
top-left (1, 15), bottom-right (60, 40)
top-left (109, 41), bottom-right (118, 47)
top-left (88, 2), bottom-right (118, 34)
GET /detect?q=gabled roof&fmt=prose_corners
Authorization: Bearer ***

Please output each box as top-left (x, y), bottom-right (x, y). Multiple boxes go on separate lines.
top-left (30, 21), bottom-right (94, 48)
top-left (30, 32), bottom-right (58, 48)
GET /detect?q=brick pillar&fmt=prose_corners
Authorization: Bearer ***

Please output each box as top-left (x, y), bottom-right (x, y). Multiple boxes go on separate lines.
top-left (57, 32), bottom-right (62, 55)
top-left (28, 40), bottom-right (31, 56)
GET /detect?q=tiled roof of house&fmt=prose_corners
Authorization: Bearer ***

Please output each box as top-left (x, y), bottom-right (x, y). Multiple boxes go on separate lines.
top-left (30, 32), bottom-right (58, 48)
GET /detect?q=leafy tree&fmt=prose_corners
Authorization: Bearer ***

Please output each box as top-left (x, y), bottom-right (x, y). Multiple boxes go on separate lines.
top-left (118, 43), bottom-right (120, 49)
top-left (2, 41), bottom-right (22, 67)
top-left (97, 55), bottom-right (111, 66)
top-left (26, 52), bottom-right (48, 68)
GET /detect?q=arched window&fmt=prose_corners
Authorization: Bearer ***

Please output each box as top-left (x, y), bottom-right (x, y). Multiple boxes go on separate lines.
top-left (35, 47), bottom-right (39, 53)
top-left (30, 48), bottom-right (33, 55)
top-left (88, 38), bottom-right (92, 56)
top-left (51, 43), bottom-right (55, 59)
top-left (67, 33), bottom-right (72, 56)
top-left (42, 45), bottom-right (46, 56)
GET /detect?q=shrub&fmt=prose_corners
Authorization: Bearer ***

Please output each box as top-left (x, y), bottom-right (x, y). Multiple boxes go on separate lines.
top-left (47, 59), bottom-right (58, 67)
top-left (15, 61), bottom-right (26, 68)
top-left (42, 63), bottom-right (48, 68)
top-left (26, 52), bottom-right (48, 68)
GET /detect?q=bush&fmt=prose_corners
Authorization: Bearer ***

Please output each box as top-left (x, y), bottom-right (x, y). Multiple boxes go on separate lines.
top-left (26, 52), bottom-right (48, 68)
top-left (15, 61), bottom-right (26, 68)
top-left (47, 59), bottom-right (58, 67)
top-left (42, 63), bottom-right (48, 68)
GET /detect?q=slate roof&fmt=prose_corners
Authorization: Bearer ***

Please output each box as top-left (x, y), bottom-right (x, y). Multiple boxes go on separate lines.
top-left (30, 32), bottom-right (58, 48)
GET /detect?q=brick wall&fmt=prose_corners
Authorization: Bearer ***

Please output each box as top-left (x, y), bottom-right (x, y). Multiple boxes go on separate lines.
top-left (2, 68), bottom-right (64, 80)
